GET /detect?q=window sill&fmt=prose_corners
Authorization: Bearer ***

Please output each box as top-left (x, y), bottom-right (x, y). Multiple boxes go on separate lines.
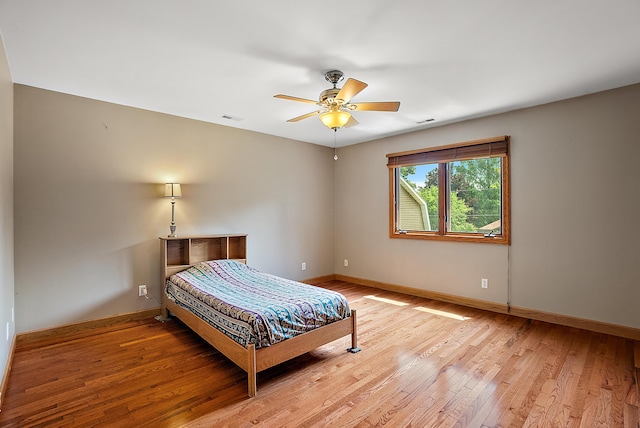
top-left (390, 231), bottom-right (510, 245)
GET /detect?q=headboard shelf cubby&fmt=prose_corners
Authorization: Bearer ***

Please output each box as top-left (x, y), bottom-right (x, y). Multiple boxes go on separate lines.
top-left (160, 234), bottom-right (247, 280)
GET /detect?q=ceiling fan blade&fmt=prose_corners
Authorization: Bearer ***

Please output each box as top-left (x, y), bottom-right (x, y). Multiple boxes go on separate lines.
top-left (350, 101), bottom-right (400, 112)
top-left (287, 110), bottom-right (323, 122)
top-left (274, 94), bottom-right (318, 104)
top-left (344, 115), bottom-right (359, 128)
top-left (336, 78), bottom-right (368, 103)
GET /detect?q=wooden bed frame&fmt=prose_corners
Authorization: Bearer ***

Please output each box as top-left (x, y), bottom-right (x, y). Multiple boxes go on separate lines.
top-left (160, 269), bottom-right (359, 398)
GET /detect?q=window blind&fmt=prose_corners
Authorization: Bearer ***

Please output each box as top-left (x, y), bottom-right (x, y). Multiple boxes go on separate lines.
top-left (387, 135), bottom-right (509, 167)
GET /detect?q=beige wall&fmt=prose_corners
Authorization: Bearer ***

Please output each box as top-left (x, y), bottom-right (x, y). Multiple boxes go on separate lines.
top-left (335, 83), bottom-right (640, 329)
top-left (13, 85), bottom-right (336, 333)
top-left (11, 80), bottom-right (640, 335)
top-left (0, 34), bottom-right (15, 393)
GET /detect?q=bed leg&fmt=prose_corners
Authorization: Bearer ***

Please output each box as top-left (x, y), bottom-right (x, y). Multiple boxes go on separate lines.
top-left (247, 344), bottom-right (257, 397)
top-left (347, 308), bottom-right (361, 353)
top-left (160, 290), bottom-right (170, 319)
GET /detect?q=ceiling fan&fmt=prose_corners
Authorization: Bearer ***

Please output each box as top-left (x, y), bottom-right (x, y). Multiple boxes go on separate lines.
top-left (274, 70), bottom-right (400, 130)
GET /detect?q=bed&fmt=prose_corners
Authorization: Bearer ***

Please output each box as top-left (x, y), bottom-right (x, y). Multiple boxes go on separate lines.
top-left (160, 259), bottom-right (359, 397)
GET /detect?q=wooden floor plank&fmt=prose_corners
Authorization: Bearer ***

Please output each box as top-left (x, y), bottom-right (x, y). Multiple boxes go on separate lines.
top-left (0, 280), bottom-right (637, 427)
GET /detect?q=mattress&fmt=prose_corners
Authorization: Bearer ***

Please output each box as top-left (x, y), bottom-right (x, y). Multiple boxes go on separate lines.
top-left (165, 259), bottom-right (351, 349)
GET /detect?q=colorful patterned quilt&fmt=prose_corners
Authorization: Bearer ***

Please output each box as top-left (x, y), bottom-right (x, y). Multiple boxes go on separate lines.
top-left (165, 259), bottom-right (351, 349)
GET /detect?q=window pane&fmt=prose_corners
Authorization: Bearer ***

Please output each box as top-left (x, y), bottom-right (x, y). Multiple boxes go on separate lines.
top-left (397, 164), bottom-right (438, 232)
top-left (448, 158), bottom-right (502, 234)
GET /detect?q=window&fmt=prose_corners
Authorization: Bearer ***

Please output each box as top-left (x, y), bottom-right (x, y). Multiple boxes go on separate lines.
top-left (387, 136), bottom-right (510, 244)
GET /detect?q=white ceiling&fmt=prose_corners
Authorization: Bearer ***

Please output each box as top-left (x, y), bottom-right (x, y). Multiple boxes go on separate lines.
top-left (1, 1), bottom-right (639, 147)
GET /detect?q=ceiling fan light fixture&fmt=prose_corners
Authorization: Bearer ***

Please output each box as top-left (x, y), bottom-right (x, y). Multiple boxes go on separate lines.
top-left (319, 110), bottom-right (351, 129)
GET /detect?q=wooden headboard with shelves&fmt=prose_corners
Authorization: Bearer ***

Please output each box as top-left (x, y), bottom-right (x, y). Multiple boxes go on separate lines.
top-left (160, 234), bottom-right (247, 280)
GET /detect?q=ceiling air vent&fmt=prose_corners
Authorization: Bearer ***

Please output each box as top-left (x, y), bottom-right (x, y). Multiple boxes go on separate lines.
top-left (222, 115), bottom-right (244, 121)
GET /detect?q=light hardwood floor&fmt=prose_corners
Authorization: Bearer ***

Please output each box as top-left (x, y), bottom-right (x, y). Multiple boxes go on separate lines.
top-left (1, 281), bottom-right (638, 427)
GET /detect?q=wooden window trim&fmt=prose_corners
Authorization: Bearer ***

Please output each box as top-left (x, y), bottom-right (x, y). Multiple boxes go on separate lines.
top-left (387, 136), bottom-right (511, 245)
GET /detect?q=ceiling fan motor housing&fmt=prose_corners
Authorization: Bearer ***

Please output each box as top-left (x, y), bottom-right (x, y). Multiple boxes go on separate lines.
top-left (320, 88), bottom-right (342, 106)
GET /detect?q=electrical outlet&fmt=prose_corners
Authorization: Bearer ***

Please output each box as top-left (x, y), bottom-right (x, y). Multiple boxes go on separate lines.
top-left (138, 285), bottom-right (148, 297)
top-left (344, 259), bottom-right (349, 267)
top-left (481, 278), bottom-right (488, 289)
top-left (301, 262), bottom-right (306, 271)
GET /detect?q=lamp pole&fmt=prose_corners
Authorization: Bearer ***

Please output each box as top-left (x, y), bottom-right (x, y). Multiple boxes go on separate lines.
top-left (169, 196), bottom-right (177, 237)
top-left (165, 183), bottom-right (182, 237)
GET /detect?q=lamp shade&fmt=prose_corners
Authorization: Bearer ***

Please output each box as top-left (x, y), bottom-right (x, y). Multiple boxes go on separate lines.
top-left (319, 110), bottom-right (351, 129)
top-left (164, 183), bottom-right (182, 198)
